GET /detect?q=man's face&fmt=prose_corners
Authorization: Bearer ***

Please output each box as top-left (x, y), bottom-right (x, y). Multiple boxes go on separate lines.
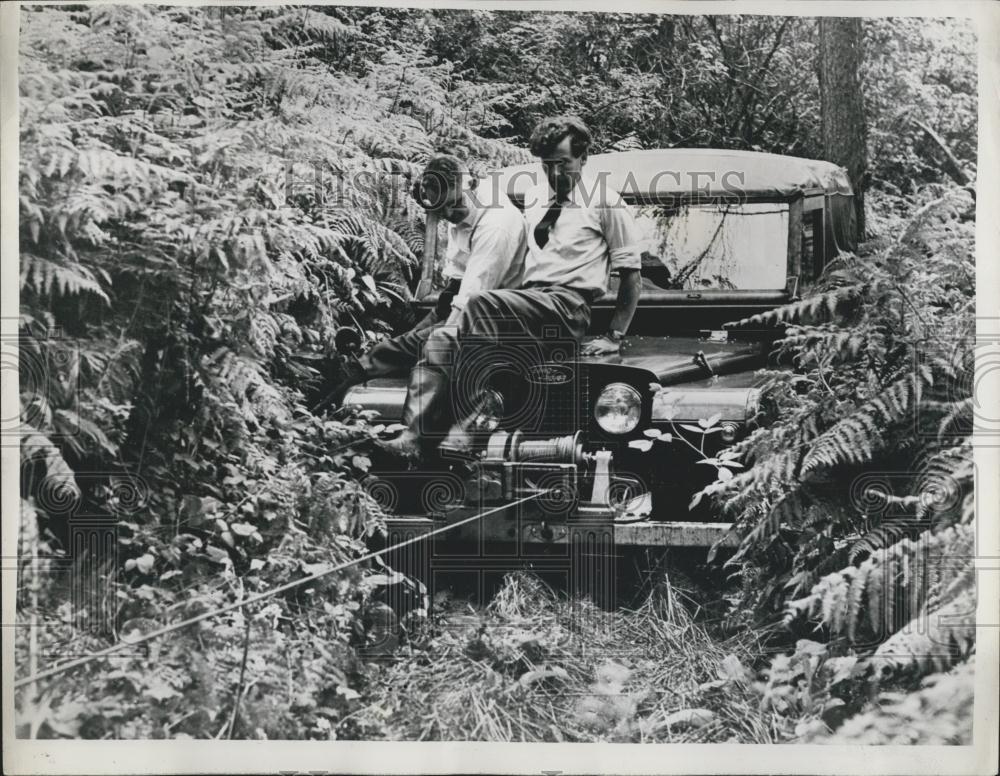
top-left (439, 185), bottom-right (469, 224)
top-left (422, 175), bottom-right (469, 224)
top-left (542, 134), bottom-right (587, 200)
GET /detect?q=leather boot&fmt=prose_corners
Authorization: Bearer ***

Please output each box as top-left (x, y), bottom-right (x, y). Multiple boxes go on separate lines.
top-left (377, 428), bottom-right (422, 460)
top-left (378, 364), bottom-right (450, 461)
top-left (438, 423), bottom-right (476, 461)
top-left (438, 394), bottom-right (492, 461)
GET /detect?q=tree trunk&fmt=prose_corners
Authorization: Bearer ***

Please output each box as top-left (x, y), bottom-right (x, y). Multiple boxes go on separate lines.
top-left (817, 17), bottom-right (867, 239)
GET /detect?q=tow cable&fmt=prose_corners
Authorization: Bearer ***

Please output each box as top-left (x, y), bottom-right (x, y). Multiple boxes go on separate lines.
top-left (13, 490), bottom-right (551, 691)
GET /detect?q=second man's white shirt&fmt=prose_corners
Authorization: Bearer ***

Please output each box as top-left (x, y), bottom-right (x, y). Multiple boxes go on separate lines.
top-left (441, 183), bottom-right (527, 312)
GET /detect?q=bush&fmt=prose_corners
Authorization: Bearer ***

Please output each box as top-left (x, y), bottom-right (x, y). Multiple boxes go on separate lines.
top-left (693, 185), bottom-right (976, 735)
top-left (16, 4), bottom-right (524, 739)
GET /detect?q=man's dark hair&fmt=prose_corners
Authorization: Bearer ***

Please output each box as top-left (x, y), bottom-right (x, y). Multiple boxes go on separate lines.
top-left (423, 154), bottom-right (466, 182)
top-left (529, 115), bottom-right (592, 159)
top-left (412, 154), bottom-right (471, 209)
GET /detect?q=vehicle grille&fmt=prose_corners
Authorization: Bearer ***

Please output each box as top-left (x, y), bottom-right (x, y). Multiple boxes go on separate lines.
top-left (497, 367), bottom-right (589, 439)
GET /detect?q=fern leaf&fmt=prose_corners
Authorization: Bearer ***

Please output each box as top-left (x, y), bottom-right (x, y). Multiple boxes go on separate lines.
top-left (20, 253), bottom-right (110, 304)
top-left (726, 284), bottom-right (863, 329)
top-left (867, 556), bottom-right (884, 636)
top-left (871, 585), bottom-right (975, 674)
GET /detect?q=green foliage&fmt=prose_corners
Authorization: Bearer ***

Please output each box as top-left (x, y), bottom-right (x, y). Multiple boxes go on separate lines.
top-left (423, 11), bottom-right (976, 191)
top-left (790, 523), bottom-right (975, 661)
top-left (863, 18), bottom-right (978, 191)
top-left (426, 12), bottom-right (822, 156)
top-left (690, 185), bottom-right (976, 735)
top-left (809, 656), bottom-right (975, 745)
top-left (16, 3), bottom-right (525, 739)
top-left (15, 5), bottom-right (979, 743)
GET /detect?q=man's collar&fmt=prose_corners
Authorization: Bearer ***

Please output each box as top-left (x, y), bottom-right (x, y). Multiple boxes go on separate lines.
top-left (454, 188), bottom-right (493, 230)
top-left (456, 202), bottom-right (479, 228)
top-left (538, 168), bottom-right (595, 206)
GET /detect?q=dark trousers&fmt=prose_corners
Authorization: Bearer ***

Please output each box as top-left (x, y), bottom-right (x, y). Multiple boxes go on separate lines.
top-left (359, 308), bottom-right (439, 379)
top-left (359, 279), bottom-right (460, 379)
top-left (401, 286), bottom-right (592, 437)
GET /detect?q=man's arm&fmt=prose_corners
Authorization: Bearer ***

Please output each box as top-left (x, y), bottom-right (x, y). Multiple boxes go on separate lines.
top-left (580, 269), bottom-right (642, 355)
top-left (609, 267), bottom-right (642, 336)
top-left (581, 197), bottom-right (643, 355)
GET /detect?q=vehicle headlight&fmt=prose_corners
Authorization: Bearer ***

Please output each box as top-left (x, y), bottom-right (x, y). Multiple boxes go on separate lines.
top-left (594, 382), bottom-right (642, 435)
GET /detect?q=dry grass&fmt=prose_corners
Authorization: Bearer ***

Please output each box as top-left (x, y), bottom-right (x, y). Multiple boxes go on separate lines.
top-left (354, 572), bottom-right (775, 743)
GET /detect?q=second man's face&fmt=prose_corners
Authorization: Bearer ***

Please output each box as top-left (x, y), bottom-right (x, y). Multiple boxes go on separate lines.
top-left (439, 184), bottom-right (470, 224)
top-left (421, 173), bottom-right (470, 224)
top-left (542, 135), bottom-right (587, 201)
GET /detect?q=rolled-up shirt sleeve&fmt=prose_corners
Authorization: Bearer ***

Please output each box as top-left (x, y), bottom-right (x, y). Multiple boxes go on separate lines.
top-left (600, 195), bottom-right (643, 272)
top-left (452, 214), bottom-right (526, 310)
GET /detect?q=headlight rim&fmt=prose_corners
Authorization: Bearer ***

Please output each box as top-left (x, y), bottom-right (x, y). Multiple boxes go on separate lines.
top-left (594, 381), bottom-right (643, 435)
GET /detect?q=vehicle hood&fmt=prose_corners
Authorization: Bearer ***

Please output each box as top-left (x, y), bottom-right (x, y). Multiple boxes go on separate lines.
top-left (581, 335), bottom-right (767, 385)
top-left (343, 335), bottom-right (769, 423)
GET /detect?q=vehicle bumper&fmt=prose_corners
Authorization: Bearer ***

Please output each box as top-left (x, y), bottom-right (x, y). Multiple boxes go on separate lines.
top-left (385, 506), bottom-right (737, 549)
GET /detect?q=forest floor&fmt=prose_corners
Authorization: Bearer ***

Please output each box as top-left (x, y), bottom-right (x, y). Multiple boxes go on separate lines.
top-left (349, 570), bottom-right (778, 743)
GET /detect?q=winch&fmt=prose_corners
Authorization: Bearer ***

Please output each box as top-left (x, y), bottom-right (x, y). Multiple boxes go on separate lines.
top-left (463, 430), bottom-right (613, 510)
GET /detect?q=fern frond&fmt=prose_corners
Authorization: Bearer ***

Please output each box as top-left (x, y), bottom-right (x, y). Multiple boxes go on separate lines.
top-left (797, 373), bottom-right (923, 480)
top-left (848, 522), bottom-right (915, 564)
top-left (931, 397), bottom-right (973, 437)
top-left (20, 253), bottom-right (110, 304)
top-left (776, 324), bottom-right (867, 366)
top-left (793, 523), bottom-right (975, 654)
top-left (727, 284), bottom-right (863, 329)
top-left (914, 440), bottom-right (974, 520)
top-left (800, 414), bottom-right (878, 477)
top-left (871, 584), bottom-right (975, 674)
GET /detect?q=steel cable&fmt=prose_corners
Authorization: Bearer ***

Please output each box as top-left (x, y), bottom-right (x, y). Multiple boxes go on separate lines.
top-left (14, 491), bottom-right (549, 690)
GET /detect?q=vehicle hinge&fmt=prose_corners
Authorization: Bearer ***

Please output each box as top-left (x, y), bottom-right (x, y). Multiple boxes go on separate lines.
top-left (693, 350), bottom-right (715, 377)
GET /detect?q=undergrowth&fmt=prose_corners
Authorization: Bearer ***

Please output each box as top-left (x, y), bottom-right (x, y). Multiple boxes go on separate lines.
top-left (355, 572), bottom-right (775, 743)
top-left (14, 3), bottom-right (524, 740)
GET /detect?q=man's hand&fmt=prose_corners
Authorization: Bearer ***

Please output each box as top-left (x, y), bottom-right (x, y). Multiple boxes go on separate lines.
top-left (580, 335), bottom-right (622, 356)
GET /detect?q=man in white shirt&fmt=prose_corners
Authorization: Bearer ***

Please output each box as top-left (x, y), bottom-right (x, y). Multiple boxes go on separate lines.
top-left (318, 154), bottom-right (526, 410)
top-left (433, 165), bottom-right (527, 324)
top-left (386, 116), bottom-right (643, 458)
top-left (519, 117), bottom-right (643, 354)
